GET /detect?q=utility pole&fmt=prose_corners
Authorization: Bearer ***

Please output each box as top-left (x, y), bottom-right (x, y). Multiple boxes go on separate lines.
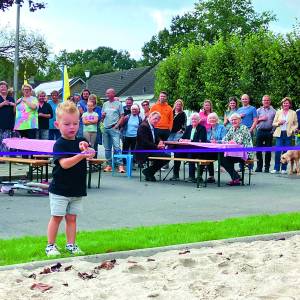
top-left (13, 0), bottom-right (21, 100)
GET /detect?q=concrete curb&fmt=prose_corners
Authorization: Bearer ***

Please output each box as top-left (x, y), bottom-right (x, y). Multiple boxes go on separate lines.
top-left (1, 230), bottom-right (300, 272)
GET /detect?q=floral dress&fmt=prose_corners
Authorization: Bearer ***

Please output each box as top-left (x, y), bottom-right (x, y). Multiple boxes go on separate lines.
top-left (223, 124), bottom-right (253, 158)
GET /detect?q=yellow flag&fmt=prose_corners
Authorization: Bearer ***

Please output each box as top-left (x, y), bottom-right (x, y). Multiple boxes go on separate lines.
top-left (63, 65), bottom-right (70, 101)
top-left (23, 70), bottom-right (28, 85)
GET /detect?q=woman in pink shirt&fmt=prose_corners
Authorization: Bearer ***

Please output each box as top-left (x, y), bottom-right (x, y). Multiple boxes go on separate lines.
top-left (199, 99), bottom-right (213, 130)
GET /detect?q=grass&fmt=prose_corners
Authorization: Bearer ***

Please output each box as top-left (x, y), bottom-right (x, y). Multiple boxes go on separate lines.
top-left (1, 212), bottom-right (300, 266)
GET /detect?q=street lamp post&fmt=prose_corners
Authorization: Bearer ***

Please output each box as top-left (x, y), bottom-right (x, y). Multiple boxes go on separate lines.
top-left (13, 0), bottom-right (21, 100)
top-left (84, 70), bottom-right (90, 89)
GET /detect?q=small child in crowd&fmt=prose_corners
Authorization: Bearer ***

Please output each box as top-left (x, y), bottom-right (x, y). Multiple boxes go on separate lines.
top-left (82, 100), bottom-right (99, 147)
top-left (46, 101), bottom-right (95, 256)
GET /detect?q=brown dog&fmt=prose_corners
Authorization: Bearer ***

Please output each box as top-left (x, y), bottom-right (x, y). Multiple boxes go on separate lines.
top-left (280, 150), bottom-right (300, 175)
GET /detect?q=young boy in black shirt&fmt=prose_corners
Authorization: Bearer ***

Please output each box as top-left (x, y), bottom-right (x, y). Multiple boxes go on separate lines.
top-left (46, 101), bottom-right (95, 256)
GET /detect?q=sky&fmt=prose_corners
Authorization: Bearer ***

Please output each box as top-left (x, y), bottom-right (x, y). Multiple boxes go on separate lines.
top-left (0, 0), bottom-right (300, 60)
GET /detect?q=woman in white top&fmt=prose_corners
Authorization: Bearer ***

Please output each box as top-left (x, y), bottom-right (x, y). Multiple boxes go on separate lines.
top-left (271, 97), bottom-right (298, 174)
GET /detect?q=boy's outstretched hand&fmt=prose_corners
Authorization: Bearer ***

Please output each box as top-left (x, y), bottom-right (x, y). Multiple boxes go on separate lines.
top-left (79, 141), bottom-right (96, 159)
top-left (79, 141), bottom-right (89, 152)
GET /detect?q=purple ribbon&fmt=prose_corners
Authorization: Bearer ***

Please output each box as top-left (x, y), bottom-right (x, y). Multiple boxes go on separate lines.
top-left (0, 145), bottom-right (300, 156)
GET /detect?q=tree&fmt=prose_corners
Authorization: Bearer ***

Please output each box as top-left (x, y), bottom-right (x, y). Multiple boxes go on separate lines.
top-left (0, 0), bottom-right (46, 12)
top-left (142, 0), bottom-right (276, 64)
top-left (0, 26), bottom-right (49, 82)
top-left (40, 46), bottom-right (138, 80)
top-left (0, 57), bottom-right (13, 85)
top-left (155, 28), bottom-right (300, 114)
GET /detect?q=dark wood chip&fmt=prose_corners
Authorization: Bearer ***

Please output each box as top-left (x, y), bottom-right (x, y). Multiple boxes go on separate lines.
top-left (50, 262), bottom-right (62, 272)
top-left (179, 249), bottom-right (190, 255)
top-left (127, 260), bottom-right (138, 264)
top-left (78, 272), bottom-right (95, 280)
top-left (28, 273), bottom-right (36, 279)
top-left (147, 258), bottom-right (156, 262)
top-left (39, 267), bottom-right (51, 275)
top-left (64, 265), bottom-right (73, 271)
top-left (96, 259), bottom-right (117, 270)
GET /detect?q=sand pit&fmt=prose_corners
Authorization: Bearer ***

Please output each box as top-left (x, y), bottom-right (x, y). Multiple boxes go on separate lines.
top-left (1, 235), bottom-right (300, 299)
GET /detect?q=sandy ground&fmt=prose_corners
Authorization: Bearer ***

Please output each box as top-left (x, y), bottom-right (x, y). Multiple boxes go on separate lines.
top-left (1, 235), bottom-right (300, 300)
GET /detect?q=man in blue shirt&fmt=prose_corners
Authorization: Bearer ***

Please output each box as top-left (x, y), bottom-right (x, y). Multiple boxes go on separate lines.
top-left (237, 94), bottom-right (257, 171)
top-left (237, 94), bottom-right (258, 134)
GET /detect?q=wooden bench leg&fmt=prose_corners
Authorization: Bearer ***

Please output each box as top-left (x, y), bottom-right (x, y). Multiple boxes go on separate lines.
top-left (248, 166), bottom-right (251, 185)
top-left (29, 165), bottom-right (33, 181)
top-left (139, 165), bottom-right (142, 182)
top-left (9, 162), bottom-right (12, 181)
top-left (98, 165), bottom-right (101, 188)
top-left (38, 165), bottom-right (44, 182)
top-left (197, 164), bottom-right (200, 188)
top-left (88, 163), bottom-right (92, 188)
top-left (204, 165), bottom-right (208, 188)
top-left (241, 163), bottom-right (245, 186)
top-left (217, 153), bottom-right (221, 187)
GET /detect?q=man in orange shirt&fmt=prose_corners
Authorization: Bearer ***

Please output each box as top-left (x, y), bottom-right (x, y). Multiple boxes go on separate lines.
top-left (150, 91), bottom-right (173, 141)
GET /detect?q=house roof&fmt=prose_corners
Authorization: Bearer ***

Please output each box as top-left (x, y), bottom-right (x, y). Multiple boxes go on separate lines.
top-left (34, 77), bottom-right (84, 95)
top-left (87, 66), bottom-right (155, 98)
top-left (121, 65), bottom-right (156, 98)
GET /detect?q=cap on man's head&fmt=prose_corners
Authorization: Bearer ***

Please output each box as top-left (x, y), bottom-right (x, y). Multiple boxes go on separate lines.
top-left (126, 96), bottom-right (133, 101)
top-left (73, 93), bottom-right (80, 97)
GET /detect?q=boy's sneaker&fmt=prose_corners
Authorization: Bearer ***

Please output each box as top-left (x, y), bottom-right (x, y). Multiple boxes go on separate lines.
top-left (66, 244), bottom-right (83, 255)
top-left (45, 244), bottom-right (61, 257)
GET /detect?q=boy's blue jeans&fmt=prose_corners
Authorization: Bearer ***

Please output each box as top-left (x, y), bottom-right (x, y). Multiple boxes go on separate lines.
top-left (102, 127), bottom-right (122, 166)
top-left (274, 131), bottom-right (291, 171)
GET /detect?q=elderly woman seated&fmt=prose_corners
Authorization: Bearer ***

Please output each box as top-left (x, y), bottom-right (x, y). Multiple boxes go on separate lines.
top-left (170, 112), bottom-right (207, 182)
top-left (207, 113), bottom-right (227, 143)
top-left (200, 112), bottom-right (227, 182)
top-left (221, 113), bottom-right (253, 186)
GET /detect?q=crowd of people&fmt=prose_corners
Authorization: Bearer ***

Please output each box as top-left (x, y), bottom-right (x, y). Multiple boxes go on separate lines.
top-left (0, 80), bottom-right (299, 185)
top-left (2, 80), bottom-right (299, 257)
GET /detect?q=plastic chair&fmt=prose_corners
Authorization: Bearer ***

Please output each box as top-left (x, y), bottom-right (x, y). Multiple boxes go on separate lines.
top-left (112, 154), bottom-right (133, 177)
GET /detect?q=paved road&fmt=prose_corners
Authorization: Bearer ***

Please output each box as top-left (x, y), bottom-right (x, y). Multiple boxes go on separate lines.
top-left (0, 165), bottom-right (300, 239)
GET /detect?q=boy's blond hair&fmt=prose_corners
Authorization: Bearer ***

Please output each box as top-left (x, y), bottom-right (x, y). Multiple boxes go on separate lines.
top-left (56, 101), bottom-right (79, 121)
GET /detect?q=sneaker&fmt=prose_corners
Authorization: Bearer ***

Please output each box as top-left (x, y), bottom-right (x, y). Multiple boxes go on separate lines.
top-left (227, 179), bottom-right (241, 186)
top-left (170, 176), bottom-right (180, 181)
top-left (142, 169), bottom-right (156, 181)
top-left (206, 177), bottom-right (216, 183)
top-left (118, 165), bottom-right (125, 173)
top-left (264, 168), bottom-right (270, 173)
top-left (281, 170), bottom-right (288, 174)
top-left (66, 244), bottom-right (83, 255)
top-left (186, 177), bottom-right (197, 183)
top-left (103, 166), bottom-right (112, 172)
top-left (270, 170), bottom-right (279, 174)
top-left (45, 244), bottom-right (60, 257)
top-left (255, 168), bottom-right (262, 173)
